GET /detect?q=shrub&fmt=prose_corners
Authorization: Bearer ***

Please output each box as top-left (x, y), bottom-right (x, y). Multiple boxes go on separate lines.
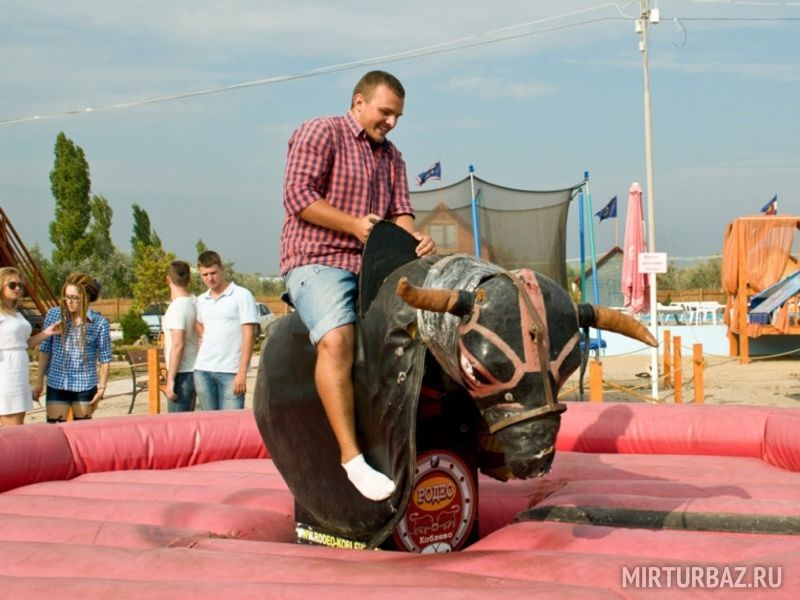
top-left (120, 309), bottom-right (149, 344)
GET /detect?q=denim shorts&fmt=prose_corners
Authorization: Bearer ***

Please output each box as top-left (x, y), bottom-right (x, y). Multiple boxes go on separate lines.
top-left (285, 264), bottom-right (358, 345)
top-left (46, 386), bottom-right (96, 404)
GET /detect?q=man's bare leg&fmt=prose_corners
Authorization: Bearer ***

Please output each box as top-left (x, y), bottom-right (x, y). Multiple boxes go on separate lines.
top-left (315, 324), bottom-right (395, 501)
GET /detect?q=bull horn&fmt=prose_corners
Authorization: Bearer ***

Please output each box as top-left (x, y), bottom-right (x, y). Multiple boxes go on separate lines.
top-left (578, 304), bottom-right (657, 347)
top-left (396, 277), bottom-right (474, 317)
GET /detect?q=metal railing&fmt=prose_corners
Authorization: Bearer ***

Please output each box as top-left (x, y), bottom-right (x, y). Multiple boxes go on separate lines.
top-left (0, 206), bottom-right (58, 319)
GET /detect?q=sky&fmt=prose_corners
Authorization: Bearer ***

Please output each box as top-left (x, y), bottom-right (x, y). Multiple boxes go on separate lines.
top-left (1, 1), bottom-right (798, 274)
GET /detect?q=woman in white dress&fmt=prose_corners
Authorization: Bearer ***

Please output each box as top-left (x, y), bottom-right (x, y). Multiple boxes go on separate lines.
top-left (0, 267), bottom-right (60, 427)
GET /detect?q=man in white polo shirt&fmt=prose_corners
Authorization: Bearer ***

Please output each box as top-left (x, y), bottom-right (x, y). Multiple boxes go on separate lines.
top-left (193, 250), bottom-right (258, 410)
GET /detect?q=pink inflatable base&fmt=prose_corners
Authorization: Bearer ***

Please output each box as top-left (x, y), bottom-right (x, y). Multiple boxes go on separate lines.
top-left (1, 403), bottom-right (799, 598)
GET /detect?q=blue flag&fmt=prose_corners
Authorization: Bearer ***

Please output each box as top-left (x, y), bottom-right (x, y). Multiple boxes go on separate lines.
top-left (595, 196), bottom-right (618, 222)
top-left (416, 161), bottom-right (441, 186)
top-left (761, 194), bottom-right (777, 215)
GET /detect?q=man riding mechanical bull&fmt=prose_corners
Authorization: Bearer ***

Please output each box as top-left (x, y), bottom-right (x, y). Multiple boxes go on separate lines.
top-left (255, 69), bottom-right (656, 547)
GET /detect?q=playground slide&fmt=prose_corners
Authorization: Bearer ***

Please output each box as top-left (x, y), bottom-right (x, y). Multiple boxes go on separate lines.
top-left (749, 268), bottom-right (800, 324)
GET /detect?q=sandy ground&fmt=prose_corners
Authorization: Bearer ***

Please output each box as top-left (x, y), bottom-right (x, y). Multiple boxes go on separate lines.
top-left (561, 353), bottom-right (800, 408)
top-left (23, 346), bottom-right (800, 425)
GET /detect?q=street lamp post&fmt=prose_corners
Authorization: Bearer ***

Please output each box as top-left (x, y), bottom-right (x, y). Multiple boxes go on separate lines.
top-left (638, 0), bottom-right (660, 399)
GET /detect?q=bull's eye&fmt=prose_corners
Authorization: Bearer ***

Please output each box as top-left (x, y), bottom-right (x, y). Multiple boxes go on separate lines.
top-left (462, 330), bottom-right (517, 383)
top-left (459, 355), bottom-right (490, 385)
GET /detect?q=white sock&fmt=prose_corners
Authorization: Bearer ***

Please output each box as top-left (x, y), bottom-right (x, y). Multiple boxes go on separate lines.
top-left (342, 454), bottom-right (395, 501)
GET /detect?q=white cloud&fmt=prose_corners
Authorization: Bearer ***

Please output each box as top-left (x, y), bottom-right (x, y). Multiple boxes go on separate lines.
top-left (448, 76), bottom-right (557, 99)
top-left (655, 57), bottom-right (800, 82)
top-left (565, 55), bottom-right (800, 83)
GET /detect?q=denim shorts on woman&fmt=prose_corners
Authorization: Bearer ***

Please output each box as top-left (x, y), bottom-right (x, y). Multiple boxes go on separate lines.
top-left (285, 264), bottom-right (358, 345)
top-left (46, 386), bottom-right (96, 405)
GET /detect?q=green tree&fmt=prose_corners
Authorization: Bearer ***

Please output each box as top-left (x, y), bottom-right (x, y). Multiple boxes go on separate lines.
top-left (261, 276), bottom-right (286, 297)
top-left (94, 249), bottom-right (135, 298)
top-left (683, 257), bottom-right (723, 290)
top-left (131, 204), bottom-right (160, 252)
top-left (87, 194), bottom-right (115, 261)
top-left (120, 309), bottom-right (150, 344)
top-left (235, 272), bottom-right (286, 296)
top-left (658, 258), bottom-right (722, 291)
top-left (195, 239), bottom-right (207, 257)
top-left (657, 262), bottom-right (684, 291)
top-left (131, 241), bottom-right (174, 312)
top-left (49, 132), bottom-right (92, 263)
top-left (37, 248), bottom-right (135, 301)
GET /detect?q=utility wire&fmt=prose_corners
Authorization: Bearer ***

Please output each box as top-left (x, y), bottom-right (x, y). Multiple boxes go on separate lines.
top-left (0, 2), bottom-right (637, 126)
top-left (678, 15), bottom-right (800, 18)
top-left (2, 2), bottom-right (797, 126)
top-left (684, 0), bottom-right (800, 7)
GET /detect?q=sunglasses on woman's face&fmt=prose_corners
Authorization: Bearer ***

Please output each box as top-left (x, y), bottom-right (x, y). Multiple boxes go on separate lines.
top-left (6, 282), bottom-right (22, 290)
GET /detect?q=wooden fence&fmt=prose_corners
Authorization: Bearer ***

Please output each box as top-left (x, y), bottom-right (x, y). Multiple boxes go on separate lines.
top-left (91, 298), bottom-right (134, 320)
top-left (92, 290), bottom-right (722, 322)
top-left (91, 296), bottom-right (289, 321)
top-left (657, 289), bottom-right (726, 304)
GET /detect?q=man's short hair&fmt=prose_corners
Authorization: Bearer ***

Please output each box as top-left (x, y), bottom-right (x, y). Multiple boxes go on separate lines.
top-left (197, 250), bottom-right (222, 269)
top-left (168, 260), bottom-right (191, 287)
top-left (352, 70), bottom-right (405, 106)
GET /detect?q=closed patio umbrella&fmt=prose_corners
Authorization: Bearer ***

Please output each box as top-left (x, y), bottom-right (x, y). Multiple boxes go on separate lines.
top-left (621, 182), bottom-right (649, 315)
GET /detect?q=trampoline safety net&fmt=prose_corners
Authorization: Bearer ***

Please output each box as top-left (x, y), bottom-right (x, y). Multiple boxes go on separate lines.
top-left (410, 176), bottom-right (579, 289)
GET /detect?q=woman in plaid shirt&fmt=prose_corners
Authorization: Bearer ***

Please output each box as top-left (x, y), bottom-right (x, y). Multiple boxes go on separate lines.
top-left (33, 273), bottom-right (113, 422)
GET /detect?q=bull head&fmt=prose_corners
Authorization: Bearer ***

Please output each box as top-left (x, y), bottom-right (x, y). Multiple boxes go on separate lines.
top-left (397, 274), bottom-right (655, 480)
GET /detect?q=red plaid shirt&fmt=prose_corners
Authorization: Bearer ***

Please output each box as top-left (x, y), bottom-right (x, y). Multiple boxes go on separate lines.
top-left (279, 112), bottom-right (413, 275)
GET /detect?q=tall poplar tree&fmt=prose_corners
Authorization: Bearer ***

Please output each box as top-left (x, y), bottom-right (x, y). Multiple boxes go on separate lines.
top-left (131, 203), bottom-right (162, 261)
top-left (131, 203), bottom-right (154, 249)
top-left (49, 132), bottom-right (92, 263)
top-left (88, 194), bottom-right (114, 260)
top-left (130, 203), bottom-right (168, 310)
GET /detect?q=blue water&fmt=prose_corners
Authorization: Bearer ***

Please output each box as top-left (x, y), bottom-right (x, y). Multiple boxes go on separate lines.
top-left (588, 324), bottom-right (729, 357)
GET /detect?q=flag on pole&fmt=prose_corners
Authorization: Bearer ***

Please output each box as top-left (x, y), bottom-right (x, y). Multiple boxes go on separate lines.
top-left (595, 196), bottom-right (618, 222)
top-left (415, 160), bottom-right (441, 186)
top-left (761, 194), bottom-right (778, 215)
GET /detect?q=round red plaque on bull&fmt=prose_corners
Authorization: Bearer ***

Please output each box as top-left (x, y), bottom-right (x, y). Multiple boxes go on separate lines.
top-left (393, 450), bottom-right (476, 553)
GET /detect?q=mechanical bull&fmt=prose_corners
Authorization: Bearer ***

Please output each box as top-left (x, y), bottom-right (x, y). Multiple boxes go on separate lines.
top-left (254, 221), bottom-right (655, 550)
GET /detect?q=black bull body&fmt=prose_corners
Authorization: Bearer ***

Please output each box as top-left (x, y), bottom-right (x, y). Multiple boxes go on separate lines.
top-left (254, 222), bottom-right (655, 548)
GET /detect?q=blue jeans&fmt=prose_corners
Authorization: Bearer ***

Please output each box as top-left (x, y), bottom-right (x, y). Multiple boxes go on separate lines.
top-left (167, 371), bottom-right (196, 413)
top-left (193, 370), bottom-right (243, 410)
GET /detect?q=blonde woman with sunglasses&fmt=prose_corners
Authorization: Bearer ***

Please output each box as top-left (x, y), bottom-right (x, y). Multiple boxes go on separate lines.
top-left (32, 273), bottom-right (112, 422)
top-left (0, 267), bottom-right (60, 426)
